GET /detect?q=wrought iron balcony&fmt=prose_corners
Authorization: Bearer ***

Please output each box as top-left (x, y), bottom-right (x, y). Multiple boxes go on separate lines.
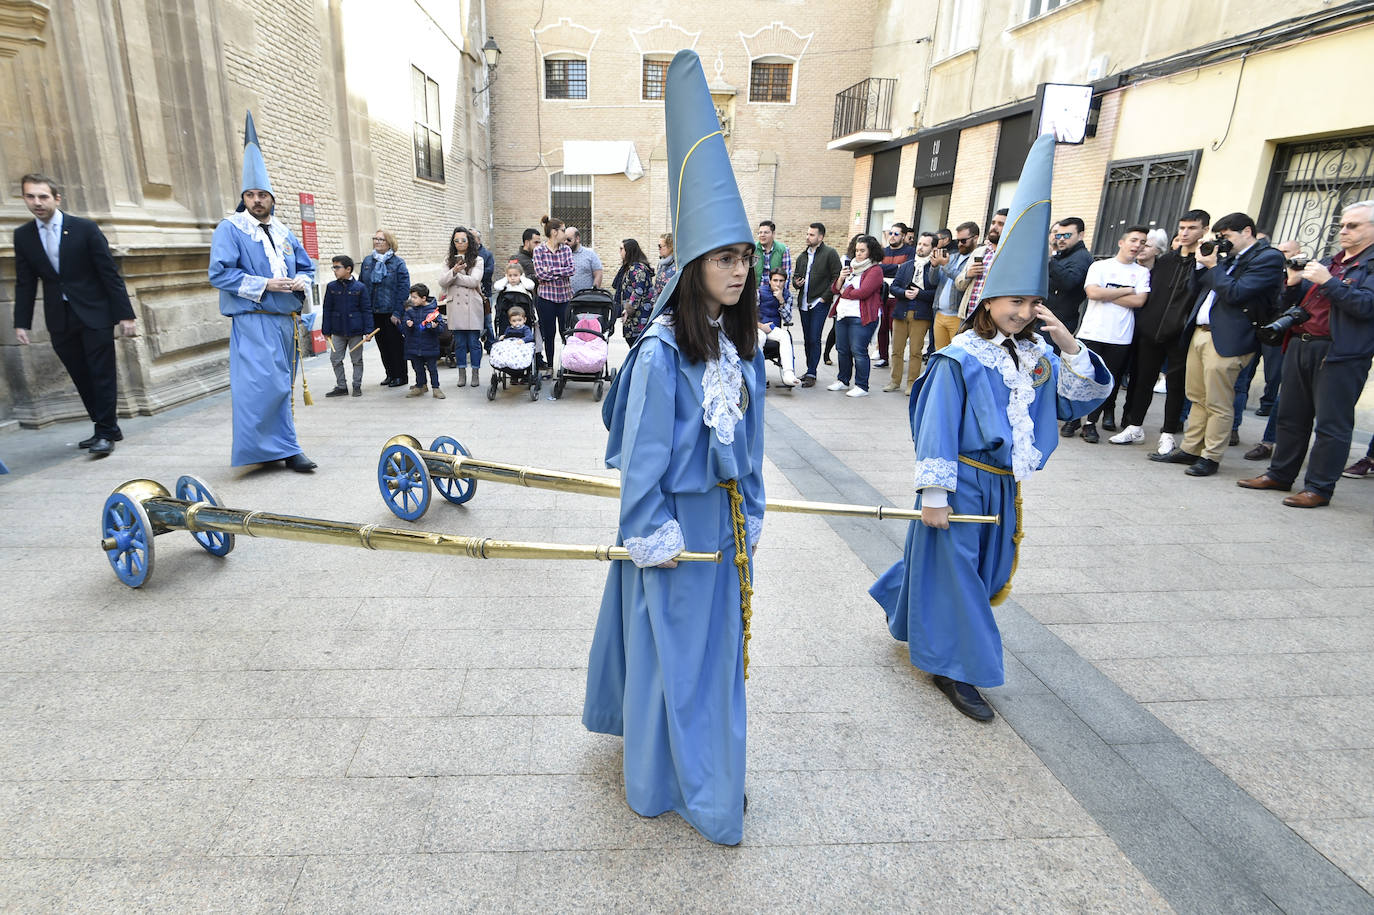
top-left (829, 78), bottom-right (896, 150)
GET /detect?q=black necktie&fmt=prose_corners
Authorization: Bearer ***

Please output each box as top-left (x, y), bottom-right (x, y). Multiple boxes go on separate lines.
top-left (259, 223), bottom-right (276, 251)
top-left (1002, 338), bottom-right (1019, 370)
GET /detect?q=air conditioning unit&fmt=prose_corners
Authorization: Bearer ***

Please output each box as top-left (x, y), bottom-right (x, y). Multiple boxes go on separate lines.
top-left (1086, 54), bottom-right (1109, 81)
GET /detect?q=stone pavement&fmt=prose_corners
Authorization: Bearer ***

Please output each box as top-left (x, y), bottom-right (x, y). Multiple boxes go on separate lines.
top-left (0, 340), bottom-right (1371, 913)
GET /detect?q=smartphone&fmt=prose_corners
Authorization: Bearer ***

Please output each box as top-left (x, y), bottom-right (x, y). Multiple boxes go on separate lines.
top-left (973, 255), bottom-right (984, 265)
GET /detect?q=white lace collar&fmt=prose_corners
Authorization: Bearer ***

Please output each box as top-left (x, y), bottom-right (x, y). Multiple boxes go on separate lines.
top-left (959, 331), bottom-right (1043, 481)
top-left (702, 329), bottom-right (744, 445)
top-left (227, 211), bottom-right (290, 278)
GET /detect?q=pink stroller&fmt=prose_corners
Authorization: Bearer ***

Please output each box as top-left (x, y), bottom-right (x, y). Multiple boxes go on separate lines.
top-left (552, 289), bottom-right (616, 401)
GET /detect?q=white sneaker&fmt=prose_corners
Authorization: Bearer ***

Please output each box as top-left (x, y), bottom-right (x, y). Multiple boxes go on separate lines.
top-left (845, 387), bottom-right (870, 398)
top-left (1153, 375), bottom-right (1167, 394)
top-left (826, 381), bottom-right (848, 391)
top-left (1109, 424), bottom-right (1144, 444)
top-left (782, 370), bottom-right (799, 387)
top-left (1156, 432), bottom-right (1176, 455)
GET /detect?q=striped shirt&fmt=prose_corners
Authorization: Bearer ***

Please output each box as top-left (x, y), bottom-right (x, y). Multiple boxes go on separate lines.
top-left (532, 243), bottom-right (575, 303)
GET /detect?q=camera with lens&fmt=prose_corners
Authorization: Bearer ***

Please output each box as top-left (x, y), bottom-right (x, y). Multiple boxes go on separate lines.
top-left (1285, 255), bottom-right (1310, 271)
top-left (1257, 305), bottom-right (1311, 346)
top-left (1198, 237), bottom-right (1234, 258)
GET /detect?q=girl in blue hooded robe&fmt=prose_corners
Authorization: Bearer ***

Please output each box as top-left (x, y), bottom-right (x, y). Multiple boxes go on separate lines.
top-left (870, 296), bottom-right (1111, 716)
top-left (583, 248), bottom-right (765, 847)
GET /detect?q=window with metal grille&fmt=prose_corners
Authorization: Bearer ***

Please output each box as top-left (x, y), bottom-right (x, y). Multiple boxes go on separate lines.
top-left (412, 66), bottom-right (444, 182)
top-left (642, 58), bottom-right (668, 101)
top-left (1260, 133), bottom-right (1374, 259)
top-left (1092, 151), bottom-right (1201, 257)
top-left (544, 58), bottom-right (587, 100)
top-left (550, 172), bottom-right (592, 246)
top-left (749, 62), bottom-right (792, 103)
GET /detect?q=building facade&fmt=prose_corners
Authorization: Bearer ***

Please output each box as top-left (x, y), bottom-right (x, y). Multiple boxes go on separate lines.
top-left (484, 1), bottom-right (875, 273)
top-left (836, 0), bottom-right (1373, 260)
top-left (0, 0), bottom-right (492, 430)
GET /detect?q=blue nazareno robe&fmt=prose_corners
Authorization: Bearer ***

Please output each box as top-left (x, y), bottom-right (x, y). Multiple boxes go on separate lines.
top-left (208, 212), bottom-right (316, 466)
top-left (870, 330), bottom-right (1111, 687)
top-left (583, 316), bottom-right (765, 846)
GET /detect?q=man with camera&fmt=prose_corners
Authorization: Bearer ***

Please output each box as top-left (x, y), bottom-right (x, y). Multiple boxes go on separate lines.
top-left (1152, 212), bottom-right (1285, 477)
top-left (1238, 200), bottom-right (1374, 507)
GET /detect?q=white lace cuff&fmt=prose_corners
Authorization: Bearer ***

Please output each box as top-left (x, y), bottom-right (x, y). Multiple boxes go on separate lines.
top-left (746, 515), bottom-right (763, 551)
top-left (1058, 343), bottom-right (1113, 402)
top-left (914, 457), bottom-right (958, 491)
top-left (624, 519), bottom-right (683, 568)
top-left (239, 275), bottom-right (267, 302)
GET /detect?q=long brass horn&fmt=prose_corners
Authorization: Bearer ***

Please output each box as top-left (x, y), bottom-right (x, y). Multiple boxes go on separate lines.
top-left (100, 475), bottom-right (720, 589)
top-left (377, 435), bottom-right (999, 525)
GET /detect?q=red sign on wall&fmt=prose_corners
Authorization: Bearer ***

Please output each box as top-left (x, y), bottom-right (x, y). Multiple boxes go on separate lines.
top-left (298, 192), bottom-right (319, 260)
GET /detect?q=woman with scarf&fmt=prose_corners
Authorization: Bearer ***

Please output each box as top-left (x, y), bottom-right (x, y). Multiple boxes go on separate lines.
top-left (438, 226), bottom-right (486, 387)
top-left (826, 234), bottom-right (885, 397)
top-left (359, 229), bottom-right (411, 387)
top-left (614, 238), bottom-right (655, 345)
top-left (652, 232), bottom-right (676, 304)
top-left (583, 50), bottom-right (764, 848)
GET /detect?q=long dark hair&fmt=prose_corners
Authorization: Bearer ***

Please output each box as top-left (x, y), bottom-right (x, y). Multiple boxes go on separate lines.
top-left (845, 233), bottom-right (863, 259)
top-left (447, 226), bottom-right (477, 271)
top-left (668, 254), bottom-right (758, 364)
top-left (614, 238), bottom-right (652, 293)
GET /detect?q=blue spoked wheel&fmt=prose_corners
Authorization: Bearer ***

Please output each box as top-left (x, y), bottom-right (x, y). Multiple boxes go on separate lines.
top-left (103, 492), bottom-right (154, 588)
top-left (175, 474), bottom-right (235, 557)
top-left (428, 436), bottom-right (477, 505)
top-left (378, 443), bottom-right (432, 521)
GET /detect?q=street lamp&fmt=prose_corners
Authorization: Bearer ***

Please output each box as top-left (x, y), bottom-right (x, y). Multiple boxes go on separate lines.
top-left (472, 36), bottom-right (501, 104)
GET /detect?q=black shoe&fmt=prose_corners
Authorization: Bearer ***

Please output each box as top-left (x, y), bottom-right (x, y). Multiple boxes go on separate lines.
top-left (1185, 457), bottom-right (1219, 477)
top-left (1256, 404), bottom-right (1272, 417)
top-left (283, 453), bottom-right (317, 473)
top-left (1081, 422), bottom-right (1100, 444)
top-left (1101, 414), bottom-right (1117, 432)
top-left (379, 377), bottom-right (394, 387)
top-left (387, 378), bottom-right (408, 387)
top-left (86, 438), bottom-right (115, 457)
top-left (79, 431), bottom-right (123, 449)
top-left (325, 387), bottom-right (348, 397)
top-left (1060, 419), bottom-right (1080, 438)
top-left (1150, 448), bottom-right (1200, 465)
top-left (932, 675), bottom-right (994, 722)
top-left (1230, 429), bottom-right (1240, 447)
top-left (352, 386), bottom-right (362, 397)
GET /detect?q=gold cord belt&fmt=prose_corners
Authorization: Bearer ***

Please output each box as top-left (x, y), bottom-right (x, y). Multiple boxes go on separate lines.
top-left (957, 456), bottom-right (1022, 606)
top-left (718, 479), bottom-right (754, 679)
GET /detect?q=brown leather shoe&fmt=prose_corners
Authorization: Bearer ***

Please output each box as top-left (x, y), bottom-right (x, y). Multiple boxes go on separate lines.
top-left (1282, 490), bottom-right (1329, 508)
top-left (1237, 475), bottom-right (1291, 492)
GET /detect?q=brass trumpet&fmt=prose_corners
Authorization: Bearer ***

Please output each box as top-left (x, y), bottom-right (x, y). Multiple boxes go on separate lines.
top-left (100, 475), bottom-right (720, 589)
top-left (376, 435), bottom-right (1000, 525)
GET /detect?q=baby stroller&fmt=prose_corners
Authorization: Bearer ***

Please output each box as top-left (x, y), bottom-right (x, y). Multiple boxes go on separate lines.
top-left (552, 288), bottom-right (616, 401)
top-left (434, 300), bottom-right (457, 367)
top-left (761, 319), bottom-right (797, 391)
top-left (486, 288), bottom-right (542, 402)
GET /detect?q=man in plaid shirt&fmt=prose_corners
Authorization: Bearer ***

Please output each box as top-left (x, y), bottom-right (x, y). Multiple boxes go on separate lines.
top-left (957, 208), bottom-right (1007, 319)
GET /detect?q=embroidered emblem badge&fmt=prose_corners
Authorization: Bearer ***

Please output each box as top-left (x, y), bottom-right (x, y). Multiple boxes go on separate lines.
top-left (1031, 355), bottom-right (1052, 388)
top-left (738, 381), bottom-right (749, 412)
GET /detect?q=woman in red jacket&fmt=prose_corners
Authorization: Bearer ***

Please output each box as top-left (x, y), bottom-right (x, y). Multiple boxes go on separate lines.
top-left (827, 234), bottom-right (885, 397)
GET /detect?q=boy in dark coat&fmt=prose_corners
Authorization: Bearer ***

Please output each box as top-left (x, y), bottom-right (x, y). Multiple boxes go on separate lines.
top-left (321, 254), bottom-right (371, 396)
top-left (403, 283), bottom-right (447, 399)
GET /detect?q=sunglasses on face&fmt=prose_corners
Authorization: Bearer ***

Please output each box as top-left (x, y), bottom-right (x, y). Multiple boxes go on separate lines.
top-left (1054, 233), bottom-right (1073, 240)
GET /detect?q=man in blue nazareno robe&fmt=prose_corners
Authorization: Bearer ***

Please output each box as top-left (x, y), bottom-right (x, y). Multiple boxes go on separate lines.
top-left (208, 112), bottom-right (317, 471)
top-left (870, 134), bottom-right (1114, 723)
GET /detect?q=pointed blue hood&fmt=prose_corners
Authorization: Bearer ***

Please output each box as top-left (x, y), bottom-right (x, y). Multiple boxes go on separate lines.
top-left (647, 50), bottom-right (753, 321)
top-left (236, 111), bottom-right (275, 212)
top-left (977, 132), bottom-right (1056, 302)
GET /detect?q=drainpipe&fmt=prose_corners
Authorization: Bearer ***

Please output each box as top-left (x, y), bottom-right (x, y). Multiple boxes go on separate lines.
top-left (480, 0), bottom-right (495, 236)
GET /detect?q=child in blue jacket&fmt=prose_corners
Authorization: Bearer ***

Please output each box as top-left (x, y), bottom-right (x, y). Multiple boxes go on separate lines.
top-left (403, 283), bottom-right (447, 399)
top-left (322, 255), bottom-right (372, 396)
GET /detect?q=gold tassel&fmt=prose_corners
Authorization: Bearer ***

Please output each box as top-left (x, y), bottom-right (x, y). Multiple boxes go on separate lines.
top-left (718, 480), bottom-right (754, 679)
top-left (989, 482), bottom-right (1022, 607)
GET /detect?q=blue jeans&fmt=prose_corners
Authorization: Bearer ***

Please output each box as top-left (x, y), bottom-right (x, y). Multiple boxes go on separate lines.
top-left (835, 317), bottom-right (877, 390)
top-left (483, 315), bottom-right (496, 353)
top-left (1232, 351), bottom-right (1260, 431)
top-left (799, 305), bottom-right (829, 378)
top-left (453, 330), bottom-right (482, 368)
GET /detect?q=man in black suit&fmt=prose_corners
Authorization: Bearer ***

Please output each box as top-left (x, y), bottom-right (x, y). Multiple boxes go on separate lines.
top-left (12, 173), bottom-right (136, 456)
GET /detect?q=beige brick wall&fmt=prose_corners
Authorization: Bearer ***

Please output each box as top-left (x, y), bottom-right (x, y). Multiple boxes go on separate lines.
top-left (947, 122), bottom-right (998, 235)
top-left (1052, 91), bottom-right (1121, 249)
top-left (486, 2), bottom-right (876, 271)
